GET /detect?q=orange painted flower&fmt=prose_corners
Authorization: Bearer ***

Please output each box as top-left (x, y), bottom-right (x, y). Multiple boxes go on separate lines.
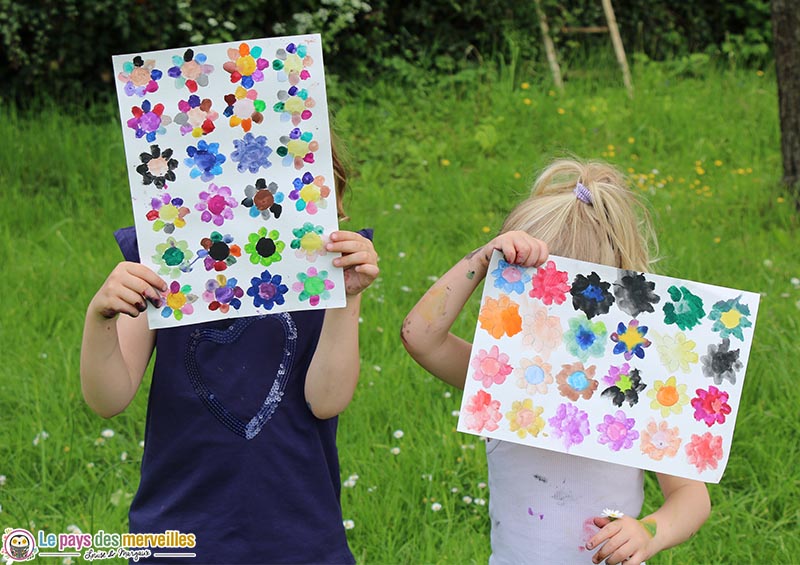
top-left (479, 295), bottom-right (522, 338)
top-left (640, 419), bottom-right (682, 461)
top-left (647, 376), bottom-right (689, 417)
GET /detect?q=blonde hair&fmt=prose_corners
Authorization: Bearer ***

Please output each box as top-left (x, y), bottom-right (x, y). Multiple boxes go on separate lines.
top-left (501, 158), bottom-right (657, 271)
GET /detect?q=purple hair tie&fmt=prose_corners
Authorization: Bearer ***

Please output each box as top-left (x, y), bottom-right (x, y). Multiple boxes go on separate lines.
top-left (574, 182), bottom-right (593, 205)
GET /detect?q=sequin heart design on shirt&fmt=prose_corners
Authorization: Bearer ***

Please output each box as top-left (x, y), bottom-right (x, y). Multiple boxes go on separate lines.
top-left (185, 313), bottom-right (297, 439)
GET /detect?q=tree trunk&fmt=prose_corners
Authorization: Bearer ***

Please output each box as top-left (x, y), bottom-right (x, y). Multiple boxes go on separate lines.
top-left (771, 0), bottom-right (800, 199)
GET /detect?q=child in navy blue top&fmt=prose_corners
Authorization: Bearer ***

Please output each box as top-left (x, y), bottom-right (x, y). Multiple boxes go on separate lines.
top-left (80, 147), bottom-right (378, 564)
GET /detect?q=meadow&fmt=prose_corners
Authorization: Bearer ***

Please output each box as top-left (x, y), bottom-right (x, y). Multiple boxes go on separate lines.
top-left (1, 57), bottom-right (798, 564)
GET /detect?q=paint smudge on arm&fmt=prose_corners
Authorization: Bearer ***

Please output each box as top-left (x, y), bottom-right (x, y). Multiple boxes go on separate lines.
top-left (639, 518), bottom-right (657, 538)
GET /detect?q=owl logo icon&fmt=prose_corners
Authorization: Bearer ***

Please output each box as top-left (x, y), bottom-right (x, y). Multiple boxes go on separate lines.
top-left (1, 528), bottom-right (37, 562)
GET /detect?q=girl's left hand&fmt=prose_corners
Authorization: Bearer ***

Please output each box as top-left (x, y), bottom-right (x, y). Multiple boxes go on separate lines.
top-left (327, 230), bottom-right (379, 296)
top-left (586, 516), bottom-right (655, 565)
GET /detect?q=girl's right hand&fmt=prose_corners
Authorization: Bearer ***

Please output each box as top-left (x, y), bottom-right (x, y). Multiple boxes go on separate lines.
top-left (89, 262), bottom-right (167, 320)
top-left (481, 230), bottom-right (549, 268)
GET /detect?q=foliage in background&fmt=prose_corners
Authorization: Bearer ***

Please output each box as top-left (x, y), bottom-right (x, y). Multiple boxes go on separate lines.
top-left (0, 0), bottom-right (773, 104)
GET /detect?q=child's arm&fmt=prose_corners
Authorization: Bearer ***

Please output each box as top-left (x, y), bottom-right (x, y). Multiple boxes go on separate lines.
top-left (304, 230), bottom-right (379, 419)
top-left (402, 231), bottom-right (548, 389)
top-left (586, 474), bottom-right (711, 565)
top-left (80, 262), bottom-right (165, 418)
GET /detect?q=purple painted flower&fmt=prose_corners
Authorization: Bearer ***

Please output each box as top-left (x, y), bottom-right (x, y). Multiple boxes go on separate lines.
top-left (127, 99), bottom-right (170, 142)
top-left (231, 132), bottom-right (272, 173)
top-left (596, 410), bottom-right (639, 451)
top-left (195, 183), bottom-right (237, 226)
top-left (548, 403), bottom-right (590, 451)
top-left (202, 274), bottom-right (244, 313)
top-left (247, 269), bottom-right (288, 310)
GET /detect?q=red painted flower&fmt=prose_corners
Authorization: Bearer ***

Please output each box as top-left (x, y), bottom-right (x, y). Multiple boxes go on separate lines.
top-left (463, 390), bottom-right (502, 433)
top-left (529, 260), bottom-right (571, 305)
top-left (685, 432), bottom-right (724, 473)
top-left (691, 386), bottom-right (732, 427)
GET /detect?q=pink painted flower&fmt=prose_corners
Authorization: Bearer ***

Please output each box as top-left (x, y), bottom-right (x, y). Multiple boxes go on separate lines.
top-left (521, 302), bottom-right (563, 358)
top-left (685, 432), bottom-right (724, 473)
top-left (470, 345), bottom-right (512, 388)
top-left (640, 419), bottom-right (682, 461)
top-left (463, 390), bottom-right (502, 433)
top-left (195, 183), bottom-right (237, 226)
top-left (529, 260), bottom-right (571, 305)
top-left (548, 402), bottom-right (590, 451)
top-left (691, 386), bottom-right (732, 427)
top-left (596, 410), bottom-right (639, 451)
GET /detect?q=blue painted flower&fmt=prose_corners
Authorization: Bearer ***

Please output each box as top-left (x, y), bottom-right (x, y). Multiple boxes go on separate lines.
top-left (563, 313), bottom-right (607, 362)
top-left (611, 319), bottom-right (651, 360)
top-left (708, 295), bottom-right (752, 341)
top-left (231, 132), bottom-right (272, 174)
top-left (185, 140), bottom-right (225, 182)
top-left (570, 271), bottom-right (615, 318)
top-left (247, 269), bottom-right (288, 310)
top-left (491, 259), bottom-right (531, 294)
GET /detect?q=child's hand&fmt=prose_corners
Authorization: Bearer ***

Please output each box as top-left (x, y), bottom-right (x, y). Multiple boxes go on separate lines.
top-left (586, 516), bottom-right (655, 565)
top-left (327, 230), bottom-right (379, 296)
top-left (483, 230), bottom-right (548, 268)
top-left (89, 262), bottom-right (167, 320)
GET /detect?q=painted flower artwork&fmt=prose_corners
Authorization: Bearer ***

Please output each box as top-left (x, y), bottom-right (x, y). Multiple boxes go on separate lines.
top-left (610, 319), bottom-right (652, 360)
top-left (601, 363), bottom-right (646, 407)
top-left (529, 260), bottom-right (571, 305)
top-left (663, 285), bottom-right (705, 331)
top-left (247, 269), bottom-right (288, 310)
top-left (708, 296), bottom-right (752, 341)
top-left (514, 356), bottom-right (553, 395)
top-left (478, 295), bottom-right (523, 339)
top-left (463, 390), bottom-right (502, 433)
top-left (700, 339), bottom-right (742, 385)
top-left (223, 42), bottom-right (269, 88)
top-left (202, 274), bottom-right (244, 313)
top-left (691, 386), bottom-right (732, 427)
top-left (152, 237), bottom-right (193, 278)
top-left (185, 140), bottom-right (226, 182)
top-left (293, 267), bottom-right (335, 306)
top-left (613, 271), bottom-right (660, 318)
top-left (652, 331), bottom-right (698, 373)
top-left (491, 259), bottom-right (532, 294)
top-left (563, 314), bottom-right (607, 362)
top-left (223, 86), bottom-right (267, 132)
top-left (570, 272), bottom-right (615, 318)
top-left (647, 376), bottom-right (689, 417)
top-left (640, 420), bottom-right (682, 461)
top-left (244, 227), bottom-right (284, 267)
top-left (274, 86), bottom-right (315, 125)
top-left (195, 183), bottom-right (237, 226)
top-left (290, 222), bottom-right (326, 261)
top-left (174, 95), bottom-right (218, 137)
top-left (548, 402), bottom-right (590, 451)
top-left (506, 399), bottom-right (545, 438)
top-left (242, 178), bottom-right (284, 220)
top-left (168, 49), bottom-right (214, 92)
top-left (555, 362), bottom-right (598, 401)
top-left (146, 193), bottom-right (189, 233)
top-left (197, 232), bottom-right (241, 272)
top-left (289, 173), bottom-right (330, 214)
top-left (231, 132), bottom-right (273, 174)
top-left (127, 100), bottom-right (171, 142)
top-left (276, 128), bottom-right (319, 170)
top-left (136, 145), bottom-right (178, 189)
top-left (521, 302), bottom-right (563, 358)
top-left (685, 432), bottom-right (724, 473)
top-left (273, 42), bottom-right (313, 85)
top-left (471, 345), bottom-right (512, 388)
top-left (597, 410), bottom-right (639, 451)
top-left (118, 56), bottom-right (162, 97)
top-left (160, 281), bottom-right (197, 320)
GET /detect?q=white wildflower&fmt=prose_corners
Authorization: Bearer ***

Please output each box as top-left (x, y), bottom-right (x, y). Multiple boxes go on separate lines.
top-left (390, 447), bottom-right (400, 455)
top-left (474, 498), bottom-right (486, 506)
top-left (462, 496), bottom-right (473, 504)
top-left (443, 391), bottom-right (452, 398)
top-left (478, 482), bottom-right (487, 489)
top-left (0, 475), bottom-right (6, 486)
top-left (791, 277), bottom-right (800, 287)
top-left (343, 519), bottom-right (355, 530)
top-left (66, 524), bottom-right (81, 534)
top-left (451, 410), bottom-right (460, 417)
top-left (431, 502), bottom-right (442, 511)
top-left (393, 203), bottom-right (402, 210)
top-left (120, 452), bottom-right (128, 461)
top-left (601, 508), bottom-right (625, 520)
top-left (373, 365), bottom-right (382, 372)
top-left (101, 429), bottom-right (115, 438)
top-left (393, 430), bottom-right (404, 439)
top-left (450, 487), bottom-right (459, 493)
top-left (398, 252), bottom-right (406, 258)
top-left (400, 285), bottom-right (411, 292)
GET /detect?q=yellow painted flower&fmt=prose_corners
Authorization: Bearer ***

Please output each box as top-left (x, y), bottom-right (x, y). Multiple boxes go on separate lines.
top-left (647, 376), bottom-right (689, 417)
top-left (505, 398), bottom-right (545, 438)
top-left (652, 331), bottom-right (698, 373)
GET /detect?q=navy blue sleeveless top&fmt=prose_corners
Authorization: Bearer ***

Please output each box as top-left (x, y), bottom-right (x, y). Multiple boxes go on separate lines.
top-left (115, 226), bottom-right (364, 564)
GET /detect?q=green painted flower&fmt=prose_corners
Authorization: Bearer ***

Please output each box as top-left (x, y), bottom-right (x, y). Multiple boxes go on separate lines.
top-left (564, 313), bottom-right (607, 362)
top-left (244, 227), bottom-right (284, 266)
top-left (152, 237), bottom-right (193, 278)
top-left (663, 285), bottom-right (705, 331)
top-left (708, 295), bottom-right (752, 341)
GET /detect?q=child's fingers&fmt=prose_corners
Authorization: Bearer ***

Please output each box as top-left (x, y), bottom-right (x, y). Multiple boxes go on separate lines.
top-left (586, 519), bottom-right (620, 549)
top-left (354, 263), bottom-right (380, 277)
top-left (602, 539), bottom-right (637, 565)
top-left (591, 533), bottom-right (628, 564)
top-left (333, 250), bottom-right (374, 269)
top-left (125, 263), bottom-right (167, 292)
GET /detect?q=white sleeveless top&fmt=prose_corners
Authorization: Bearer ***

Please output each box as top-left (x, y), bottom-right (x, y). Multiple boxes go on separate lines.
top-left (486, 439), bottom-right (644, 564)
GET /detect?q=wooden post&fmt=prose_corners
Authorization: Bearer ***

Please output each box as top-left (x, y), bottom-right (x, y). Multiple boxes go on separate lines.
top-left (601, 0), bottom-right (633, 98)
top-left (534, 0), bottom-right (564, 92)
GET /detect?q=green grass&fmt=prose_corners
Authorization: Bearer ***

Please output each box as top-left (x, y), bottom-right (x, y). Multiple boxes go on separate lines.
top-left (1, 58), bottom-right (798, 564)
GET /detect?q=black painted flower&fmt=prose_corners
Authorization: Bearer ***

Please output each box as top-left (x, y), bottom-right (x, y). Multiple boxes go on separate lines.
top-left (136, 144), bottom-right (178, 189)
top-left (701, 338), bottom-right (742, 385)
top-left (601, 363), bottom-right (647, 407)
top-left (613, 271), bottom-right (660, 318)
top-left (570, 272), bottom-right (615, 319)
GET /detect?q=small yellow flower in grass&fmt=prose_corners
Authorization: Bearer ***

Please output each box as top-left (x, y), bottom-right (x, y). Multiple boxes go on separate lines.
top-left (521, 82), bottom-right (530, 90)
top-left (557, 108), bottom-right (566, 115)
top-left (523, 98), bottom-right (532, 106)
top-left (746, 167), bottom-right (753, 174)
top-left (601, 508), bottom-right (625, 520)
top-left (607, 144), bottom-right (615, 151)
top-left (63, 445), bottom-right (70, 453)
top-left (627, 167), bottom-right (635, 173)
top-left (777, 197), bottom-right (785, 203)
top-left (631, 154), bottom-right (639, 161)
top-left (440, 159), bottom-right (451, 167)
top-left (513, 171), bottom-right (522, 179)
top-left (548, 90), bottom-right (556, 97)
top-left (695, 166), bottom-right (705, 175)
top-left (737, 168), bottom-right (746, 175)
top-left (714, 237), bottom-right (721, 244)
top-left (757, 70), bottom-right (764, 77)
top-left (714, 159), bottom-right (723, 167)
top-left (482, 226), bottom-right (491, 233)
